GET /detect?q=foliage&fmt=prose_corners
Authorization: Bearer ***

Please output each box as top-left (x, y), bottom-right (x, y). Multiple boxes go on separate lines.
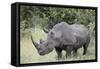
top-left (20, 5), bottom-right (96, 38)
top-left (88, 22), bottom-right (95, 36)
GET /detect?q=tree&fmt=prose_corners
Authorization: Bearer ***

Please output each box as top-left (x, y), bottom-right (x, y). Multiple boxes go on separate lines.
top-left (20, 5), bottom-right (96, 38)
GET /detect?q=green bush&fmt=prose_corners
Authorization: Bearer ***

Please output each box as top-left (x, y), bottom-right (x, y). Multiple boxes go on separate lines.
top-left (20, 5), bottom-right (96, 38)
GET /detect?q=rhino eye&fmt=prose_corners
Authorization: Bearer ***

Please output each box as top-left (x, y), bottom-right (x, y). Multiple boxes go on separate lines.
top-left (46, 43), bottom-right (50, 47)
top-left (46, 44), bottom-right (49, 46)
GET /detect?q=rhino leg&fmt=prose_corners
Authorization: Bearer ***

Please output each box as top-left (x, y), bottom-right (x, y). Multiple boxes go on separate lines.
top-left (83, 40), bottom-right (90, 55)
top-left (83, 45), bottom-right (87, 55)
top-left (55, 47), bottom-right (62, 60)
top-left (73, 49), bottom-right (78, 57)
top-left (83, 35), bottom-right (90, 55)
top-left (65, 46), bottom-right (73, 58)
top-left (83, 44), bottom-right (88, 55)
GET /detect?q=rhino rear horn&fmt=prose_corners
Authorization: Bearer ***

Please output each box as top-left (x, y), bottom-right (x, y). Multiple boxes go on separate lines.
top-left (43, 28), bottom-right (49, 33)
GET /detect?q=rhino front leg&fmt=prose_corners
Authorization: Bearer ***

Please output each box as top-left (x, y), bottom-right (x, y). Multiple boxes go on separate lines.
top-left (65, 46), bottom-right (73, 58)
top-left (73, 49), bottom-right (78, 57)
top-left (55, 47), bottom-right (62, 60)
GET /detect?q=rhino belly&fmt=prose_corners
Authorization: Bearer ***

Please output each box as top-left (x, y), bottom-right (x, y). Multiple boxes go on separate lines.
top-left (73, 36), bottom-right (86, 49)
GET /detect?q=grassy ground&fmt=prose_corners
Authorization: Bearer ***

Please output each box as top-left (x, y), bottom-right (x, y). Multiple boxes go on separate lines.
top-left (20, 28), bottom-right (96, 64)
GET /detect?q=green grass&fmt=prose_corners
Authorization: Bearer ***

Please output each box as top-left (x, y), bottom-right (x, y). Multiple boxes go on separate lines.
top-left (20, 28), bottom-right (96, 64)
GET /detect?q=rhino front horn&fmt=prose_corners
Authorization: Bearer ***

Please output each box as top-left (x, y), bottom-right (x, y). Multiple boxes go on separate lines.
top-left (31, 35), bottom-right (39, 49)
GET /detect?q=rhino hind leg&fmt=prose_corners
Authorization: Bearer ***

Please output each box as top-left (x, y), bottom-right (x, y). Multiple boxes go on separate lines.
top-left (55, 47), bottom-right (62, 60)
top-left (83, 38), bottom-right (90, 55)
top-left (83, 44), bottom-right (88, 55)
top-left (83, 41), bottom-right (90, 55)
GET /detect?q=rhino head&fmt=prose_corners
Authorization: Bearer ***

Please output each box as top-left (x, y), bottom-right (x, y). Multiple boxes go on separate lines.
top-left (31, 35), bottom-right (54, 56)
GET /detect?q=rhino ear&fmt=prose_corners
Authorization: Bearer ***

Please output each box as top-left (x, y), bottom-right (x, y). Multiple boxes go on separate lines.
top-left (40, 39), bottom-right (44, 44)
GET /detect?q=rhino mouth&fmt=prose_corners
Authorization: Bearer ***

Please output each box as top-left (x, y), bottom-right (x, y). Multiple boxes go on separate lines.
top-left (39, 52), bottom-right (46, 55)
top-left (39, 51), bottom-right (48, 56)
top-left (39, 49), bottom-right (53, 56)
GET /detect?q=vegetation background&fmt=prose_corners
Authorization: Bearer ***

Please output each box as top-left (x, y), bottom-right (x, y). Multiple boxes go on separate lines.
top-left (20, 5), bottom-right (96, 64)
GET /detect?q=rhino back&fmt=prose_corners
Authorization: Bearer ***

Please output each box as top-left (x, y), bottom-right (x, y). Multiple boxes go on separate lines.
top-left (48, 22), bottom-right (90, 46)
top-left (70, 24), bottom-right (89, 39)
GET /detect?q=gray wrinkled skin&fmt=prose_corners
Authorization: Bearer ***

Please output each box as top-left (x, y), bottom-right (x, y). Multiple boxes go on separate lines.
top-left (31, 22), bottom-right (90, 59)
